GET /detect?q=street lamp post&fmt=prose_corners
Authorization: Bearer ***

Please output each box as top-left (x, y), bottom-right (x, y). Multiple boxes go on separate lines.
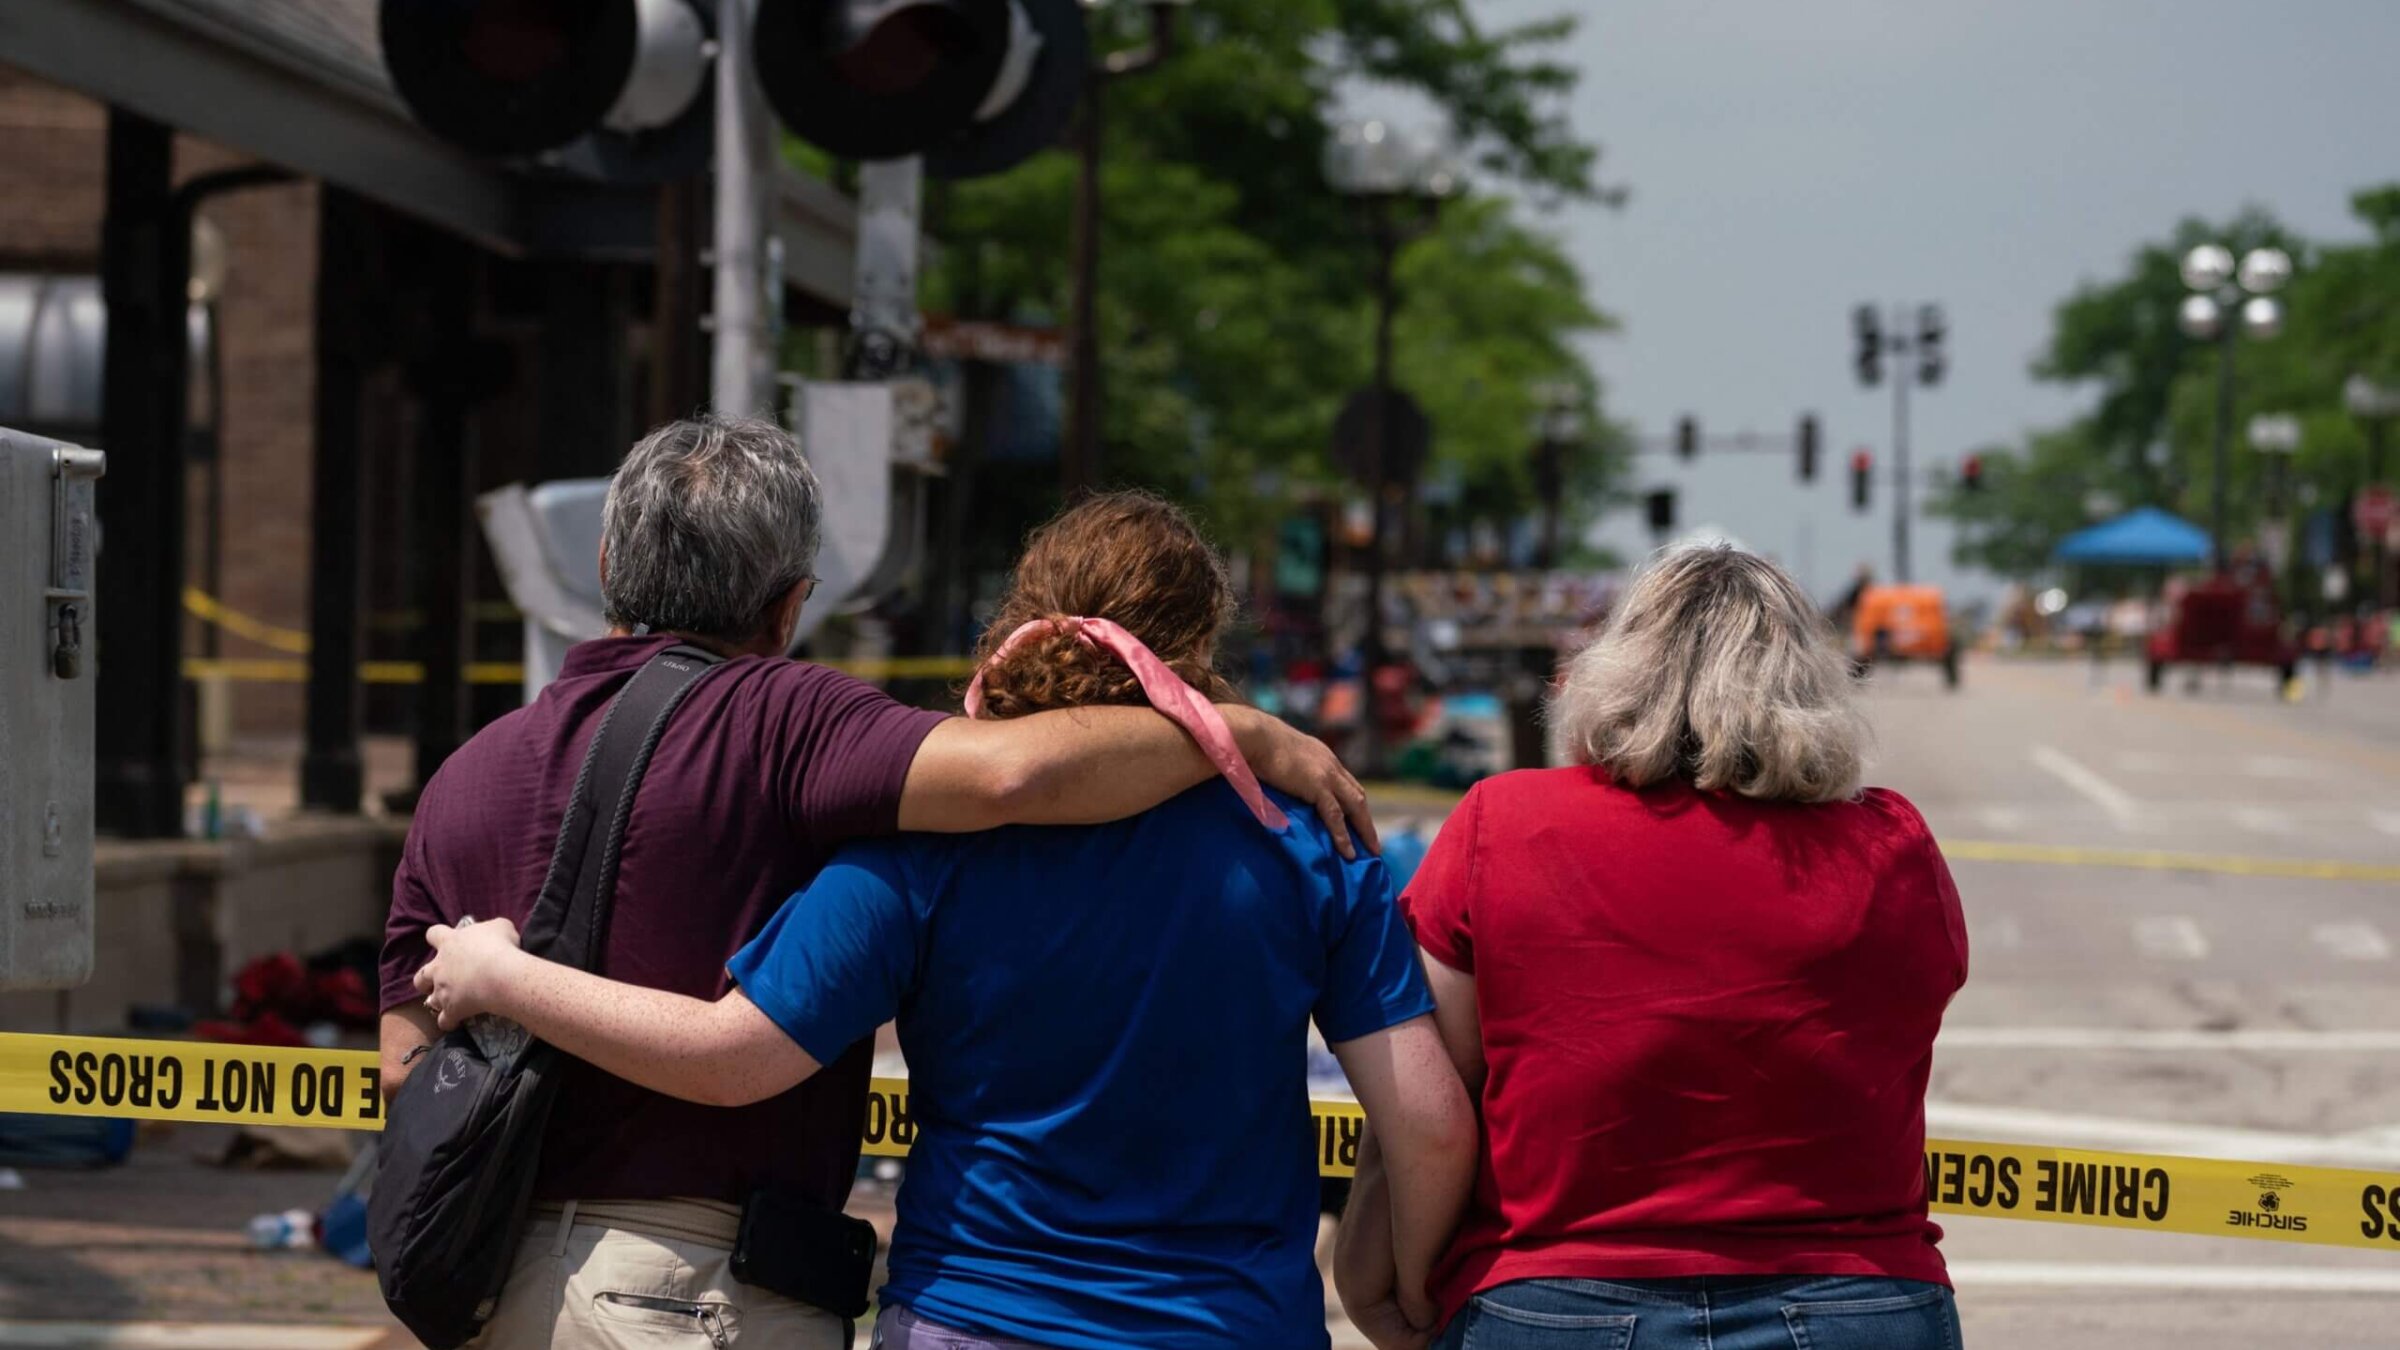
top-left (1530, 382), bottom-right (1585, 569)
top-left (1061, 0), bottom-right (1188, 498)
top-left (2248, 412), bottom-right (2301, 599)
top-left (1325, 119), bottom-right (1456, 775)
top-left (2344, 374), bottom-right (2400, 607)
top-left (1849, 304), bottom-right (1945, 584)
top-left (2177, 242), bottom-right (2292, 572)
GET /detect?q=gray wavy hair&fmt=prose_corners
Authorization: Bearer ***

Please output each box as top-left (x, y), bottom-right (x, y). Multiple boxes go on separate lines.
top-left (600, 415), bottom-right (822, 644)
top-left (1551, 544), bottom-right (1868, 803)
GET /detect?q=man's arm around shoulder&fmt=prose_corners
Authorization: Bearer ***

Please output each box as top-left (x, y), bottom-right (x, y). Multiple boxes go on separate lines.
top-left (897, 704), bottom-right (1378, 856)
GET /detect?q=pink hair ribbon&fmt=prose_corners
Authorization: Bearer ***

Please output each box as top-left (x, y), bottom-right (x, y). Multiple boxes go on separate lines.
top-left (964, 617), bottom-right (1290, 831)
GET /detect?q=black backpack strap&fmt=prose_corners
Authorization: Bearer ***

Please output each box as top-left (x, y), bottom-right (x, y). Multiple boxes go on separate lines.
top-left (518, 644), bottom-right (722, 971)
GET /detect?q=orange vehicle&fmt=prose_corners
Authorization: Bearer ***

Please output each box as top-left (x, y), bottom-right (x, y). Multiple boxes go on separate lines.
top-left (1851, 584), bottom-right (1959, 689)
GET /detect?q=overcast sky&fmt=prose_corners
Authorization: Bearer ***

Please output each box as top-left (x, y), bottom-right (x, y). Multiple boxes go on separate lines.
top-left (1432, 0), bottom-right (2400, 599)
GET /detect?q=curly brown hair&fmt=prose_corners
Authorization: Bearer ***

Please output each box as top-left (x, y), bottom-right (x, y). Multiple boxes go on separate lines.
top-left (969, 491), bottom-right (1238, 720)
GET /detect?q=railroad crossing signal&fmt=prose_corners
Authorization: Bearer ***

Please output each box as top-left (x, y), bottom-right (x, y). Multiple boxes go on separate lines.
top-left (380, 0), bottom-right (1089, 181)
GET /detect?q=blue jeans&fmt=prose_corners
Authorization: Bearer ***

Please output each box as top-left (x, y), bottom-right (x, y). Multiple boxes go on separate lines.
top-left (1432, 1276), bottom-right (1962, 1350)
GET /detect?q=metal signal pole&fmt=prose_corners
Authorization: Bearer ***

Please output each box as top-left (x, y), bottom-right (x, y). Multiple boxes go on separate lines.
top-left (1851, 303), bottom-right (1943, 583)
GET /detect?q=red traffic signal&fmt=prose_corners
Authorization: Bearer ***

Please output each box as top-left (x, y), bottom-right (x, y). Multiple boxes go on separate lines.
top-left (1849, 449), bottom-right (1873, 512)
top-left (1960, 453), bottom-right (1984, 493)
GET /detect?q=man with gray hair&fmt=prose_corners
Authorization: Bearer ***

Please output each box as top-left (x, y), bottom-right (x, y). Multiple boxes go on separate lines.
top-left (377, 416), bottom-right (1371, 1347)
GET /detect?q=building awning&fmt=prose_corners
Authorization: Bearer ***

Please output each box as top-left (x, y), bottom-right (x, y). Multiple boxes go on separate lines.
top-left (0, 0), bottom-right (861, 306)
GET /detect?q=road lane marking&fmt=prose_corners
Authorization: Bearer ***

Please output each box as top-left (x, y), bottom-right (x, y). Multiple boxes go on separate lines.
top-left (1974, 806), bottom-right (2028, 833)
top-left (1924, 1100), bottom-right (2400, 1167)
top-left (2133, 916), bottom-right (2208, 960)
top-left (1939, 1027), bottom-right (2400, 1052)
top-left (1975, 914), bottom-right (2024, 950)
top-left (2029, 745), bottom-right (2139, 827)
top-left (2231, 806), bottom-right (2295, 835)
top-left (1936, 838), bottom-right (2400, 883)
top-left (2240, 754), bottom-right (2321, 779)
top-left (1945, 1264), bottom-right (2400, 1293)
top-left (2311, 922), bottom-right (2393, 960)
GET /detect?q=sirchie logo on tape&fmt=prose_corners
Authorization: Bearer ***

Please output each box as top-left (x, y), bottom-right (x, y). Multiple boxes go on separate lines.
top-left (2228, 1176), bottom-right (2308, 1233)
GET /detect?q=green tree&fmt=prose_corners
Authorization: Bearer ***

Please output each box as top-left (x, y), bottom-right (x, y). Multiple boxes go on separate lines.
top-left (917, 0), bottom-right (1620, 559)
top-left (1938, 186), bottom-right (2400, 582)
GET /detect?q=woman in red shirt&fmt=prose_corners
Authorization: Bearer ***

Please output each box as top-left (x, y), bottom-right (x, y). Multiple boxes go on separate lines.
top-left (1337, 545), bottom-right (1968, 1350)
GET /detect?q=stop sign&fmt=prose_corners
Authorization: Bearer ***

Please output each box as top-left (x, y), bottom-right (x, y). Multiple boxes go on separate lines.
top-left (2357, 485), bottom-right (2397, 536)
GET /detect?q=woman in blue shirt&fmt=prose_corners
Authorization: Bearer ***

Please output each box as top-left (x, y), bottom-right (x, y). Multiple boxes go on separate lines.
top-left (415, 492), bottom-right (1477, 1350)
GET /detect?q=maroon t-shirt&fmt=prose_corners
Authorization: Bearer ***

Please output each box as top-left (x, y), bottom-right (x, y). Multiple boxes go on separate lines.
top-left (379, 634), bottom-right (948, 1206)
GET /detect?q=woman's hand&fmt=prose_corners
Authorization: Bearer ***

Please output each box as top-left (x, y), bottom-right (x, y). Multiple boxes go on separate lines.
top-left (1335, 1134), bottom-right (1440, 1350)
top-left (1345, 1297), bottom-right (1434, 1350)
top-left (413, 917), bottom-right (528, 1030)
top-left (1222, 706), bottom-right (1378, 858)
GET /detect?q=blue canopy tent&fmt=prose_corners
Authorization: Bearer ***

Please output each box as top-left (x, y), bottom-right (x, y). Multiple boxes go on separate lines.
top-left (2054, 507), bottom-right (2210, 566)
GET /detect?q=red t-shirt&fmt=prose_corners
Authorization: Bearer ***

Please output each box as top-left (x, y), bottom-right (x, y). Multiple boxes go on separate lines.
top-left (380, 635), bottom-right (947, 1207)
top-left (1402, 767), bottom-right (1967, 1321)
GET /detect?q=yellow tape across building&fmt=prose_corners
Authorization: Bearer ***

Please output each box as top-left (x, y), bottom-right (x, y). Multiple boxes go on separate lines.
top-left (9, 1033), bottom-right (2400, 1253)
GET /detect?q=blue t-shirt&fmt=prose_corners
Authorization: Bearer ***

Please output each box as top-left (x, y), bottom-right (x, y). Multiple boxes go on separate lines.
top-left (725, 781), bottom-right (1433, 1350)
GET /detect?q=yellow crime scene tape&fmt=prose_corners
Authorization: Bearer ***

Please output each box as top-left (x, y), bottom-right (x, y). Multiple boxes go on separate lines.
top-left (180, 589), bottom-right (976, 685)
top-left (10, 1032), bottom-right (2400, 1254)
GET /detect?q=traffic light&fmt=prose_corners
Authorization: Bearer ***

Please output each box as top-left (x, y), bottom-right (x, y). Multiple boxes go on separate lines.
top-left (380, 0), bottom-right (713, 173)
top-left (756, 0), bottom-right (1091, 178)
top-left (1850, 449), bottom-right (1873, 511)
top-left (1852, 305), bottom-right (1882, 387)
top-left (1959, 453), bottom-right (1983, 493)
top-left (1797, 414), bottom-right (1820, 482)
top-left (1645, 488), bottom-right (1677, 535)
top-left (1676, 415), bottom-right (1698, 460)
top-left (1917, 304), bottom-right (1947, 386)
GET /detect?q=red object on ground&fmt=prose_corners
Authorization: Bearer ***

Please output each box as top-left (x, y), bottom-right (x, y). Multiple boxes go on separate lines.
top-left (2143, 571), bottom-right (2299, 685)
top-left (192, 1011), bottom-right (307, 1047)
top-left (1402, 767), bottom-right (1965, 1322)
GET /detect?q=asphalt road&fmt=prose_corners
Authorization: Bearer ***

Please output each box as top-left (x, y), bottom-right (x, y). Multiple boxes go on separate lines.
top-left (1833, 655), bottom-right (2400, 1349)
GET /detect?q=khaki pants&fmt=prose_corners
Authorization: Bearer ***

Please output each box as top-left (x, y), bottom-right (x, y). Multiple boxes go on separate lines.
top-left (469, 1198), bottom-right (850, 1349)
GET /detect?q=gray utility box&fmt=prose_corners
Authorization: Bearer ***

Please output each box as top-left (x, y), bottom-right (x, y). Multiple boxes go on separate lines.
top-left (0, 428), bottom-right (104, 990)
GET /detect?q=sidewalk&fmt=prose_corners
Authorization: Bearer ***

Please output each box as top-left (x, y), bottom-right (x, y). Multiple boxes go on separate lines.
top-left (0, 1122), bottom-right (398, 1344)
top-left (0, 1127), bottom-right (1386, 1349)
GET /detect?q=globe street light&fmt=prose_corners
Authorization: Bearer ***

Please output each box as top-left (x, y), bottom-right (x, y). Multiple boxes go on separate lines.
top-left (2179, 242), bottom-right (2291, 570)
top-left (1325, 118), bottom-right (1459, 775)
